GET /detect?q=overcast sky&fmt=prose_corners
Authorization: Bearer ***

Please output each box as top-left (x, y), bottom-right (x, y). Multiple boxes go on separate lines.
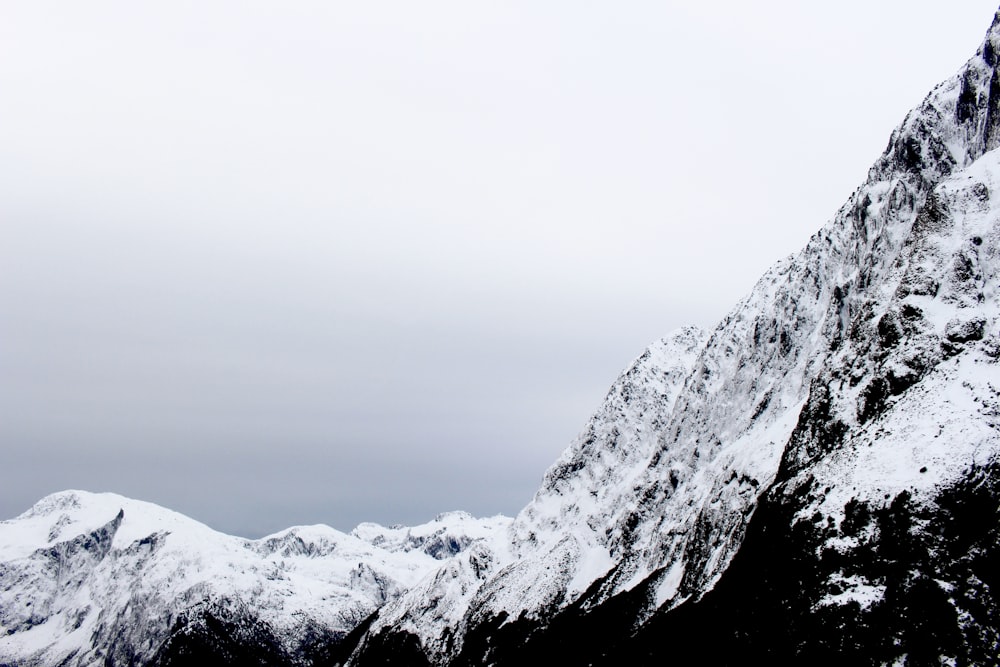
top-left (2, 1), bottom-right (998, 537)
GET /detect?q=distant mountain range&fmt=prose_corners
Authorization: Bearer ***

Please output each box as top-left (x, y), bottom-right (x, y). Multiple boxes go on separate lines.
top-left (4, 7), bottom-right (1000, 666)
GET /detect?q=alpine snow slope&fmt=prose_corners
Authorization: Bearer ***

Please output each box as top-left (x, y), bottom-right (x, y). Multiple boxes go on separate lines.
top-left (346, 10), bottom-right (1000, 666)
top-left (4, 8), bottom-right (1000, 667)
top-left (0, 491), bottom-right (508, 666)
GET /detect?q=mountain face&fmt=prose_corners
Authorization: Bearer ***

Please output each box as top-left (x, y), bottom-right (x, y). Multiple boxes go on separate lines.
top-left (0, 492), bottom-right (508, 666)
top-left (4, 9), bottom-right (1000, 667)
top-left (348, 10), bottom-right (1000, 665)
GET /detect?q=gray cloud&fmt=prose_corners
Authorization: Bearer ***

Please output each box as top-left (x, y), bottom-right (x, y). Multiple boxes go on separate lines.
top-left (2, 1), bottom-right (997, 536)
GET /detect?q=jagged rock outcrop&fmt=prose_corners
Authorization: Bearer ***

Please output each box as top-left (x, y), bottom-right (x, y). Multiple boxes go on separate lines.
top-left (347, 9), bottom-right (1000, 666)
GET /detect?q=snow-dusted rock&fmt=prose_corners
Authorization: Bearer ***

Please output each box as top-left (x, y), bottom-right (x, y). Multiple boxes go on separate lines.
top-left (348, 326), bottom-right (707, 660)
top-left (348, 9), bottom-right (1000, 666)
top-left (0, 491), bottom-right (506, 666)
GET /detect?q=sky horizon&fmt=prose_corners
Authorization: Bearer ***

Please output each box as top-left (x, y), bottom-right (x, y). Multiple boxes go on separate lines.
top-left (3, 2), bottom-right (999, 537)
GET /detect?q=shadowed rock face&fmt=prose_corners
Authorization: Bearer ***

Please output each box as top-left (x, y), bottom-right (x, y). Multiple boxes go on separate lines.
top-left (4, 9), bottom-right (1000, 667)
top-left (432, 464), bottom-right (1000, 667)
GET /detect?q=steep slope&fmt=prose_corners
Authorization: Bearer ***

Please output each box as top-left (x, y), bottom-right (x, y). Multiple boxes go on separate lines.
top-left (348, 9), bottom-right (1000, 665)
top-left (0, 491), bottom-right (508, 666)
top-left (348, 327), bottom-right (707, 661)
top-left (425, 117), bottom-right (1000, 667)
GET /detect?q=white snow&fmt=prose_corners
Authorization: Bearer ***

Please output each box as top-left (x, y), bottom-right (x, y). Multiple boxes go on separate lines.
top-left (817, 574), bottom-right (887, 610)
top-left (0, 490), bottom-right (507, 666)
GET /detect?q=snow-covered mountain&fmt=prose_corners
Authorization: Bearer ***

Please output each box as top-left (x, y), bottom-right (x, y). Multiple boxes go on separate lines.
top-left (4, 7), bottom-right (1000, 667)
top-left (347, 8), bottom-right (1000, 665)
top-left (0, 491), bottom-right (508, 666)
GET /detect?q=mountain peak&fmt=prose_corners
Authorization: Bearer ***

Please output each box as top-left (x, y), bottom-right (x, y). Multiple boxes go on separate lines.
top-left (980, 9), bottom-right (1000, 65)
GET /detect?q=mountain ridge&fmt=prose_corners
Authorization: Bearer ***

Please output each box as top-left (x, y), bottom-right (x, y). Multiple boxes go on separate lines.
top-left (0, 489), bottom-right (509, 666)
top-left (346, 7), bottom-right (1000, 664)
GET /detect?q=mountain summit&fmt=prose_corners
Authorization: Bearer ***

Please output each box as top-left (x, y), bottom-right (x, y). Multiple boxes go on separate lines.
top-left (4, 8), bottom-right (1000, 667)
top-left (347, 9), bottom-right (1000, 665)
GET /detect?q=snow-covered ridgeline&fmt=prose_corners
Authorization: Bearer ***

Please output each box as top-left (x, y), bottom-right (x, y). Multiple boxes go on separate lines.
top-left (354, 10), bottom-right (1000, 661)
top-left (0, 490), bottom-right (508, 667)
top-left (586, 9), bottom-right (1000, 610)
top-left (356, 326), bottom-right (708, 653)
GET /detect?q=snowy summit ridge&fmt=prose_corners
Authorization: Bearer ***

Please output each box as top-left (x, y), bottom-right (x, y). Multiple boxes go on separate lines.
top-left (4, 7), bottom-right (1000, 667)
top-left (0, 490), bottom-right (508, 666)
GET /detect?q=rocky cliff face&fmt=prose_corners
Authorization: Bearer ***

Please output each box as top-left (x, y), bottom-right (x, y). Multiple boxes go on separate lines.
top-left (3, 8), bottom-right (1000, 667)
top-left (348, 8), bottom-right (1000, 666)
top-left (348, 326), bottom-right (708, 660)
